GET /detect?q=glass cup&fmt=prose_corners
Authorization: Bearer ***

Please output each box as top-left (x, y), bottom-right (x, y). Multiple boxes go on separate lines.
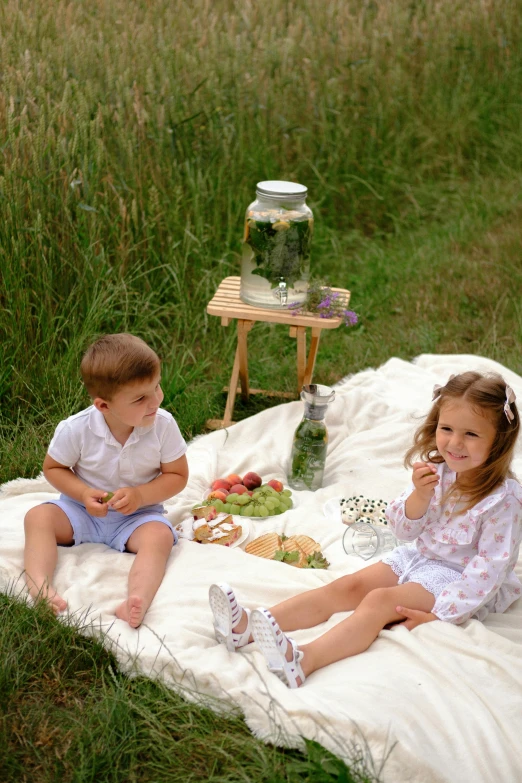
top-left (342, 521), bottom-right (397, 561)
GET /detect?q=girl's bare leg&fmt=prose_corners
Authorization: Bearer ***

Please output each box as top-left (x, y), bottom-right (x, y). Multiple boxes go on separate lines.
top-left (299, 582), bottom-right (435, 678)
top-left (24, 504), bottom-right (74, 613)
top-left (232, 561), bottom-right (398, 637)
top-left (270, 561), bottom-right (399, 631)
top-left (115, 522), bottom-right (174, 629)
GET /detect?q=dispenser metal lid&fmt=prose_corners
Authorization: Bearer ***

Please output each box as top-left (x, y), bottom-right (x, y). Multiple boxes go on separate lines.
top-left (256, 180), bottom-right (308, 201)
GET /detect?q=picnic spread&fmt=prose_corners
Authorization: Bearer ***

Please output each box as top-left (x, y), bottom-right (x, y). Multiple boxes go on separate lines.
top-left (1, 353), bottom-right (522, 783)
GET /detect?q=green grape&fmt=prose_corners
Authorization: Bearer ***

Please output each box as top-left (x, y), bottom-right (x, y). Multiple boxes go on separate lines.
top-left (229, 503), bottom-right (241, 515)
top-left (222, 503), bottom-right (231, 513)
top-left (212, 499), bottom-right (225, 511)
top-left (282, 489), bottom-right (292, 497)
top-left (227, 493), bottom-right (238, 503)
top-left (272, 506), bottom-right (283, 515)
top-left (239, 505), bottom-right (251, 516)
top-left (243, 503), bottom-right (254, 516)
top-left (258, 505), bottom-right (269, 517)
top-left (236, 495), bottom-right (250, 506)
top-left (265, 498), bottom-right (278, 510)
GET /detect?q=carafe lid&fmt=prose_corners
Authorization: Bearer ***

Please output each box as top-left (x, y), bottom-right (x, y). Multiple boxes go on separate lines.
top-left (256, 180), bottom-right (308, 201)
top-left (300, 383), bottom-right (336, 406)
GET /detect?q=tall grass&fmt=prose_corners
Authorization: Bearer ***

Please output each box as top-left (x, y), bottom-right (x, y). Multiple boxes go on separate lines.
top-left (1, 0), bottom-right (522, 459)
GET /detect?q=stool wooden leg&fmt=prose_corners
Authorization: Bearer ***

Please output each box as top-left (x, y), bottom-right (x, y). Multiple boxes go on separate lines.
top-left (303, 327), bottom-right (322, 386)
top-left (222, 344), bottom-right (241, 427)
top-left (237, 319), bottom-right (251, 401)
top-left (296, 326), bottom-right (307, 392)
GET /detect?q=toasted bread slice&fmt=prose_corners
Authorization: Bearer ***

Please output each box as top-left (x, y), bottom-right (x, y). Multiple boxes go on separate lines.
top-left (245, 532), bottom-right (282, 559)
top-left (279, 539), bottom-right (308, 568)
top-left (283, 535), bottom-right (321, 557)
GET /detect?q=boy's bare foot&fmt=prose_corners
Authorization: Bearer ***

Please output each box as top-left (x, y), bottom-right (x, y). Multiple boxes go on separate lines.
top-left (29, 585), bottom-right (67, 615)
top-left (115, 595), bottom-right (146, 628)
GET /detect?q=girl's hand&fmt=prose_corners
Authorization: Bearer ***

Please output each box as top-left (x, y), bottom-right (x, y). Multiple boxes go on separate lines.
top-left (396, 605), bottom-right (438, 631)
top-left (412, 461), bottom-right (439, 499)
top-left (108, 487), bottom-right (143, 515)
top-left (82, 488), bottom-right (110, 517)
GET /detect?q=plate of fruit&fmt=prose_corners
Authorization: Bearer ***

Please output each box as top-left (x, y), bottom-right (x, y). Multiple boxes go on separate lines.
top-left (195, 472), bottom-right (294, 518)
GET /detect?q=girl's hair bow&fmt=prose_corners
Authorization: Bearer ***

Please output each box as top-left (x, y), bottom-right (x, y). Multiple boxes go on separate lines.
top-left (432, 374), bottom-right (456, 401)
top-left (504, 386), bottom-right (516, 423)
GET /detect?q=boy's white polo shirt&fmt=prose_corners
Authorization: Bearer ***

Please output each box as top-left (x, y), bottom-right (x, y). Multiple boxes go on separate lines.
top-left (48, 406), bottom-right (187, 493)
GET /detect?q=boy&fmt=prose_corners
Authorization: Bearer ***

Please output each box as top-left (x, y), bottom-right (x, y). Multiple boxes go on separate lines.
top-left (24, 333), bottom-right (189, 628)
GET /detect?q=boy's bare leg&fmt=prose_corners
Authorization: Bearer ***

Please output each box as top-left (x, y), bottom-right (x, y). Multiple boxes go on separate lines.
top-left (116, 522), bottom-right (174, 628)
top-left (232, 561), bottom-right (399, 638)
top-left (298, 582), bottom-right (435, 679)
top-left (24, 504), bottom-right (74, 613)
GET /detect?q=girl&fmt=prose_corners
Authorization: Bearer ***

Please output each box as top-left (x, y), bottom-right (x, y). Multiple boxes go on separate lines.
top-left (209, 372), bottom-right (522, 688)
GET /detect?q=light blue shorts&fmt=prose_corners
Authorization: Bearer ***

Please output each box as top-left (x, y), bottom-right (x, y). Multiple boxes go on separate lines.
top-left (46, 494), bottom-right (178, 552)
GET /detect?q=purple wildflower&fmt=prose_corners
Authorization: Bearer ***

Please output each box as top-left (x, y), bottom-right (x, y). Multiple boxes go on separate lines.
top-left (343, 310), bottom-right (358, 326)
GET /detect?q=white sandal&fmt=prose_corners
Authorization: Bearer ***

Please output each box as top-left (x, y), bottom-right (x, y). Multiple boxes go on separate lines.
top-left (209, 583), bottom-right (252, 652)
top-left (250, 607), bottom-right (306, 688)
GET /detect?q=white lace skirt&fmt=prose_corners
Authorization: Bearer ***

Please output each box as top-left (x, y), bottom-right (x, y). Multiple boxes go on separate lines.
top-left (382, 545), bottom-right (463, 599)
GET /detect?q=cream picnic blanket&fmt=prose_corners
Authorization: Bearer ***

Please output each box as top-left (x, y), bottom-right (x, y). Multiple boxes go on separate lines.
top-left (1, 354), bottom-right (522, 783)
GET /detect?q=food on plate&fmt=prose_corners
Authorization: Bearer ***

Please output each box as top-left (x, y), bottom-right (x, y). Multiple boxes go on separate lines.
top-left (176, 506), bottom-right (243, 547)
top-left (242, 471), bottom-right (263, 490)
top-left (340, 495), bottom-right (388, 526)
top-left (198, 474), bottom-right (294, 516)
top-left (193, 505), bottom-right (218, 520)
top-left (208, 489), bottom-right (229, 502)
top-left (245, 532), bottom-right (282, 560)
top-left (229, 483), bottom-right (248, 495)
top-left (246, 533), bottom-right (329, 569)
top-left (211, 478), bottom-right (232, 492)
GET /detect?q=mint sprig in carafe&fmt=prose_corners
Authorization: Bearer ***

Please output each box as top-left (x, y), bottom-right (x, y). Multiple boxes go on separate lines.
top-left (289, 384), bottom-right (335, 491)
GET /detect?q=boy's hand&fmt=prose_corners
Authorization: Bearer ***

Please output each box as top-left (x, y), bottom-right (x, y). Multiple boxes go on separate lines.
top-left (82, 488), bottom-right (111, 517)
top-left (412, 461), bottom-right (439, 500)
top-left (107, 487), bottom-right (143, 515)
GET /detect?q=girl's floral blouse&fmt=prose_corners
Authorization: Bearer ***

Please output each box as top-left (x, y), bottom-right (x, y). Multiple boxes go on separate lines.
top-left (386, 463), bottom-right (522, 624)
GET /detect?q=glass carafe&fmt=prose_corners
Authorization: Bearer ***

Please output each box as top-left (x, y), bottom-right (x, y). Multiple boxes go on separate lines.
top-left (240, 180), bottom-right (313, 309)
top-left (289, 384), bottom-right (335, 491)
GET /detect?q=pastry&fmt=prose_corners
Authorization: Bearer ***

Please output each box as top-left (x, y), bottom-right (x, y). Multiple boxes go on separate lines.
top-left (175, 509), bottom-right (242, 547)
top-left (340, 496), bottom-right (388, 525)
top-left (199, 514), bottom-right (242, 546)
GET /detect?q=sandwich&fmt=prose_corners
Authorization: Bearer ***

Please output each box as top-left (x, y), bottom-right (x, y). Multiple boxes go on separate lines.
top-left (246, 532), bottom-right (329, 569)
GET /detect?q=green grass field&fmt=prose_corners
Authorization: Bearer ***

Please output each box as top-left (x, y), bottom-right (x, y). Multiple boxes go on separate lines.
top-left (1, 0), bottom-right (522, 779)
